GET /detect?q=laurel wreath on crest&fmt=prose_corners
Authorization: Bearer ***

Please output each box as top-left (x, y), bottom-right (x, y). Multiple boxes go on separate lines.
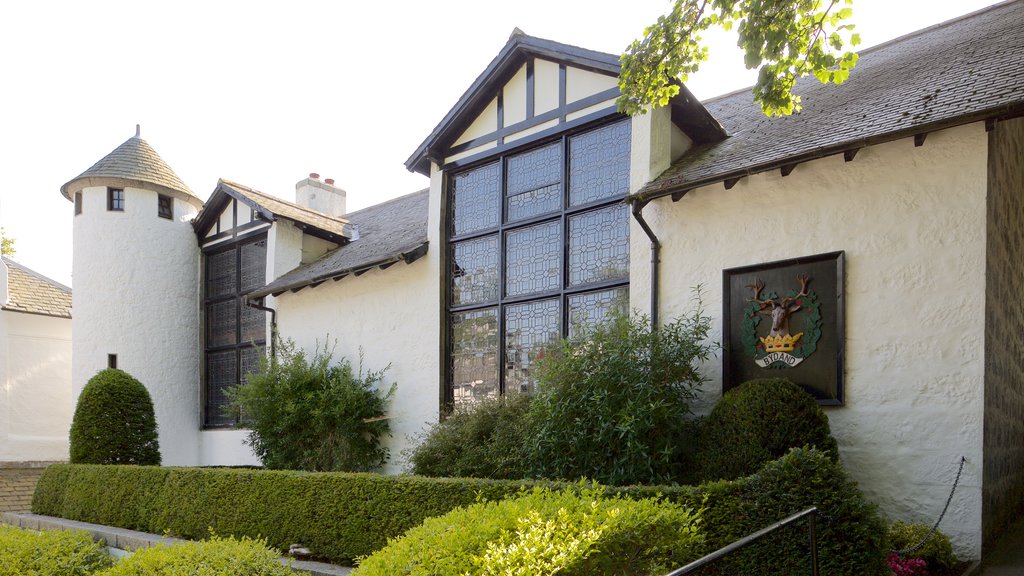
top-left (741, 288), bottom-right (822, 368)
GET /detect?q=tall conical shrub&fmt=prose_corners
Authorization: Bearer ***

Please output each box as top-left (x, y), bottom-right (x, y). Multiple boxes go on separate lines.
top-left (69, 368), bottom-right (161, 465)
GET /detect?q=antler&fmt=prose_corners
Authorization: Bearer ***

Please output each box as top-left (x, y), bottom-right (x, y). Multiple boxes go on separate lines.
top-left (781, 273), bottom-right (810, 308)
top-left (747, 278), bottom-right (775, 307)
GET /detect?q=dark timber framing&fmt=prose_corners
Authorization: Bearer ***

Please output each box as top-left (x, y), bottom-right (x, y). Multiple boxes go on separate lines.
top-left (442, 115), bottom-right (631, 407)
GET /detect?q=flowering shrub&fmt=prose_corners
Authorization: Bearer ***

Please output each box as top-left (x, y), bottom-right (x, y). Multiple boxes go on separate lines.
top-left (887, 552), bottom-right (928, 576)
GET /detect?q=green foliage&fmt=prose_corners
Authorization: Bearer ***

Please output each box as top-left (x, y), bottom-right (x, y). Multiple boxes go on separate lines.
top-left (0, 227), bottom-right (13, 257)
top-left (227, 338), bottom-right (394, 472)
top-left (618, 0), bottom-right (861, 117)
top-left (69, 369), bottom-right (160, 465)
top-left (33, 449), bottom-right (884, 572)
top-left (528, 299), bottom-right (715, 485)
top-left (0, 525), bottom-right (112, 576)
top-left (355, 485), bottom-right (704, 576)
top-left (407, 393), bottom-right (532, 479)
top-left (888, 521), bottom-right (958, 570)
top-left (697, 377), bottom-right (838, 481)
top-left (99, 535), bottom-right (295, 576)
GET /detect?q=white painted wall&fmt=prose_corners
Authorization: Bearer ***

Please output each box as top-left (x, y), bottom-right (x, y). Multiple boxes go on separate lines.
top-left (200, 429), bottom-right (259, 466)
top-left (71, 184), bottom-right (203, 466)
top-left (274, 169), bottom-right (442, 475)
top-left (636, 122), bottom-right (988, 558)
top-left (0, 310), bottom-right (71, 462)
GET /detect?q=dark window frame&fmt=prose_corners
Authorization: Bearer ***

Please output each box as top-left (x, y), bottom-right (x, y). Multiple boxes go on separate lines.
top-left (158, 194), bottom-right (173, 220)
top-left (201, 233), bottom-right (268, 429)
top-left (107, 188), bottom-right (124, 211)
top-left (74, 192), bottom-right (82, 216)
top-left (444, 116), bottom-right (631, 407)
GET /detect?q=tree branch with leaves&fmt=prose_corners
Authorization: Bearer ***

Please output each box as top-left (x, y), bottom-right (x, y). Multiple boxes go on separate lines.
top-left (618, 0), bottom-right (861, 117)
top-left (0, 228), bottom-right (14, 258)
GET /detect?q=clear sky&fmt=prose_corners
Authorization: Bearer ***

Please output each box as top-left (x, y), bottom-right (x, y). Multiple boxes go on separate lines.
top-left (0, 0), bottom-right (1005, 286)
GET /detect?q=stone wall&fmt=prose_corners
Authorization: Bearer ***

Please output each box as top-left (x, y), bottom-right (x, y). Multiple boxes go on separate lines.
top-left (0, 463), bottom-right (51, 513)
top-left (983, 115), bottom-right (1024, 549)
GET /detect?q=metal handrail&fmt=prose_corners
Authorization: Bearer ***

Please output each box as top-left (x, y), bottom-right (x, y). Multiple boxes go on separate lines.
top-left (664, 507), bottom-right (819, 576)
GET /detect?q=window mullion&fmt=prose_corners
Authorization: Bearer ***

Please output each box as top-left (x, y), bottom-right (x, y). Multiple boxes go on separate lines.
top-left (560, 133), bottom-right (570, 339)
top-left (497, 159), bottom-right (507, 396)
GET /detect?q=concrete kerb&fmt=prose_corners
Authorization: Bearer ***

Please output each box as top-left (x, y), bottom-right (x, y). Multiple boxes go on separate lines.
top-left (0, 512), bottom-right (351, 576)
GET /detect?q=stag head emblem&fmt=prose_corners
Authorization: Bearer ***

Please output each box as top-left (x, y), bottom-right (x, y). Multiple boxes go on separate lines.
top-left (747, 274), bottom-right (810, 353)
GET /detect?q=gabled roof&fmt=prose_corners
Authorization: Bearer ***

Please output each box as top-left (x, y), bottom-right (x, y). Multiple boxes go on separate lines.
top-left (405, 30), bottom-right (725, 175)
top-left (193, 179), bottom-right (354, 244)
top-left (249, 189), bottom-right (429, 298)
top-left (1, 257), bottom-right (72, 319)
top-left (634, 0), bottom-right (1024, 201)
top-left (61, 133), bottom-right (197, 202)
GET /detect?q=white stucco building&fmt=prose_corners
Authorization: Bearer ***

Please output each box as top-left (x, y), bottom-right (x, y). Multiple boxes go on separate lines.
top-left (61, 2), bottom-right (1024, 560)
top-left (0, 257), bottom-right (72, 511)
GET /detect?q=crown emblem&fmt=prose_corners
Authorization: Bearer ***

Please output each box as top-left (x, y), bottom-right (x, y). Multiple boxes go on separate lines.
top-left (759, 332), bottom-right (804, 353)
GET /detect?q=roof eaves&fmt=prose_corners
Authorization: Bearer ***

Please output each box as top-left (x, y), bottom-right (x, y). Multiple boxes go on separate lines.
top-left (247, 240), bottom-right (429, 299)
top-left (633, 101), bottom-right (1024, 202)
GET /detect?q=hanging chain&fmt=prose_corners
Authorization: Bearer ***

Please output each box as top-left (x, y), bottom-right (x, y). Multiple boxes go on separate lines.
top-left (897, 456), bottom-right (967, 557)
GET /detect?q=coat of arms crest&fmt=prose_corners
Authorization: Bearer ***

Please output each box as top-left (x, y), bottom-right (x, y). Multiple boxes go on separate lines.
top-left (741, 273), bottom-right (822, 368)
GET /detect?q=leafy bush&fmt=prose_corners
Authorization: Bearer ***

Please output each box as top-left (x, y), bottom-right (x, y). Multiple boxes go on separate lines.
top-left (407, 393), bottom-right (532, 479)
top-left (69, 369), bottom-right (160, 465)
top-left (355, 485), bottom-right (704, 576)
top-left (227, 338), bottom-right (394, 472)
top-left (99, 535), bottom-right (294, 575)
top-left (888, 521), bottom-right (958, 571)
top-left (529, 301), bottom-right (715, 485)
top-left (696, 377), bottom-right (838, 481)
top-left (34, 448), bottom-right (885, 572)
top-left (0, 524), bottom-right (112, 576)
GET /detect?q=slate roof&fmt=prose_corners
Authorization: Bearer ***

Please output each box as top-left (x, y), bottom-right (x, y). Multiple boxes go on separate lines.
top-left (61, 135), bottom-right (197, 201)
top-left (1, 257), bottom-right (72, 319)
top-left (635, 0), bottom-right (1024, 201)
top-left (197, 179), bottom-right (354, 244)
top-left (249, 189), bottom-right (430, 298)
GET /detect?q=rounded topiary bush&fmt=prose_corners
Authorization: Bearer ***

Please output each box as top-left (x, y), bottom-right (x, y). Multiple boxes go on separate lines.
top-left (99, 535), bottom-right (294, 576)
top-left (407, 393), bottom-right (532, 479)
top-left (696, 377), bottom-right (837, 481)
top-left (70, 368), bottom-right (161, 465)
top-left (355, 486), bottom-right (703, 576)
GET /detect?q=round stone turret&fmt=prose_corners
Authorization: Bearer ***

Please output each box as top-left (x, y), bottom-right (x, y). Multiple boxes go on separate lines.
top-left (62, 127), bottom-right (202, 465)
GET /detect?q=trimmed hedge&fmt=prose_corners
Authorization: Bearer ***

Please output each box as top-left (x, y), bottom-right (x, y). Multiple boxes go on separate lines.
top-left (33, 448), bottom-right (886, 574)
top-left (100, 535), bottom-right (295, 575)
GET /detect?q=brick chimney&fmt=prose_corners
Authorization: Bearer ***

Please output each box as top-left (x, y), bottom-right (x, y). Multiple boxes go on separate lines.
top-left (295, 172), bottom-right (346, 218)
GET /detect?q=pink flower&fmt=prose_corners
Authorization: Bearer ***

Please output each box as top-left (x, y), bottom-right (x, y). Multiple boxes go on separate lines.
top-left (887, 552), bottom-right (928, 576)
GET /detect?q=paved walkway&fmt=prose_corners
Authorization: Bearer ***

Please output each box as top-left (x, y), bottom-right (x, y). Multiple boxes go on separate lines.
top-left (0, 512), bottom-right (351, 575)
top-left (979, 517), bottom-right (1024, 575)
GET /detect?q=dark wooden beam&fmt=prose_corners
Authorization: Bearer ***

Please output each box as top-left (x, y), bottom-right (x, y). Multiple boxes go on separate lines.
top-left (724, 177), bottom-right (741, 190)
top-left (332, 274), bottom-right (349, 282)
top-left (310, 281), bottom-right (324, 289)
top-left (780, 163), bottom-right (797, 177)
top-left (986, 118), bottom-right (997, 132)
top-left (671, 189), bottom-right (691, 202)
top-left (843, 148), bottom-right (861, 162)
top-left (379, 261), bottom-right (396, 270)
top-left (354, 268), bottom-right (369, 277)
top-left (914, 133), bottom-right (927, 147)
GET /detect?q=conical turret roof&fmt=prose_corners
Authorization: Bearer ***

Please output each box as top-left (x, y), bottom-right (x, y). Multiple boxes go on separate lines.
top-left (61, 131), bottom-right (197, 202)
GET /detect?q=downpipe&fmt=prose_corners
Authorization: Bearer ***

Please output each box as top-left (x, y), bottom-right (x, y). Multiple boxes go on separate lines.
top-left (630, 198), bottom-right (660, 328)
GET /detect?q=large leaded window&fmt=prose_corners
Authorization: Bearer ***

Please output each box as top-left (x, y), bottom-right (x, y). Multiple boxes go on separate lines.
top-left (447, 119), bottom-right (631, 405)
top-left (203, 235), bottom-right (267, 427)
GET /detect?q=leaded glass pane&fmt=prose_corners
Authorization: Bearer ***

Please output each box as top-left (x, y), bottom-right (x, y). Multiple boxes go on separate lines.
top-left (569, 120), bottom-right (631, 206)
top-left (506, 143), bottom-right (562, 222)
top-left (240, 345), bottom-right (264, 385)
top-left (452, 162), bottom-right (500, 236)
top-left (505, 299), bottom-right (560, 395)
top-left (568, 204), bottom-right (629, 287)
top-left (505, 220), bottom-right (561, 297)
top-left (452, 235), bottom-right (499, 306)
top-left (207, 300), bottom-right (237, 348)
top-left (240, 302), bottom-right (266, 344)
top-left (206, 248), bottom-right (237, 297)
top-left (206, 350), bottom-right (236, 427)
top-left (451, 308), bottom-right (499, 404)
top-left (568, 287), bottom-right (629, 340)
top-left (240, 239), bottom-right (267, 292)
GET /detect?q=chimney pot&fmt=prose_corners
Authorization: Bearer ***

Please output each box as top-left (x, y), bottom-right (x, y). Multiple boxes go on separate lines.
top-left (309, 172), bottom-right (320, 180)
top-left (325, 178), bottom-right (335, 185)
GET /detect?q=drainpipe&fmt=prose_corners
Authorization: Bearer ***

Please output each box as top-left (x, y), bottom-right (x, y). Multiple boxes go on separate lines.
top-left (244, 296), bottom-right (277, 356)
top-left (630, 198), bottom-right (660, 329)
